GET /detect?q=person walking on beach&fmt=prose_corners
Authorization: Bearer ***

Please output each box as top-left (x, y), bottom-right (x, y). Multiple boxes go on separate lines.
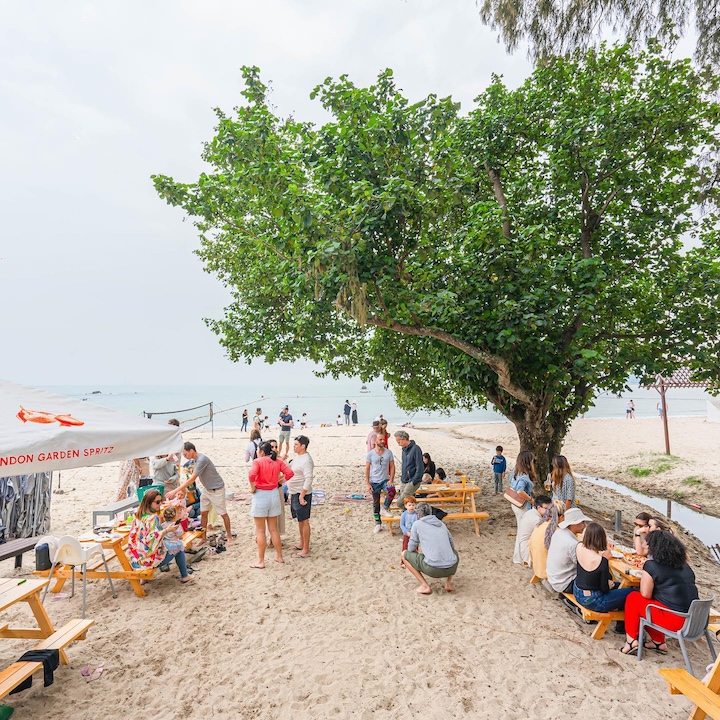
top-left (343, 400), bottom-right (351, 426)
top-left (253, 408), bottom-right (263, 431)
top-left (402, 503), bottom-right (459, 594)
top-left (365, 434), bottom-right (396, 533)
top-left (167, 442), bottom-right (234, 546)
top-left (626, 400), bottom-right (635, 419)
top-left (278, 405), bottom-right (294, 459)
top-left (394, 430), bottom-right (425, 509)
top-left (490, 446), bottom-right (507, 494)
top-left (351, 401), bottom-right (358, 425)
top-left (287, 435), bottom-right (314, 558)
top-left (241, 409), bottom-right (249, 432)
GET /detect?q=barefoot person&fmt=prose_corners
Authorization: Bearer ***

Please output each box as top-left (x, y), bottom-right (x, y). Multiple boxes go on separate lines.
top-left (248, 441), bottom-right (294, 568)
top-left (401, 503), bottom-right (459, 595)
top-left (287, 435), bottom-right (314, 558)
top-left (167, 443), bottom-right (234, 546)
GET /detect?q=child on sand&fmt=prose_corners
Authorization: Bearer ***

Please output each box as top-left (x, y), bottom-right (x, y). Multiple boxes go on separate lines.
top-left (400, 497), bottom-right (418, 566)
top-left (490, 445), bottom-right (507, 494)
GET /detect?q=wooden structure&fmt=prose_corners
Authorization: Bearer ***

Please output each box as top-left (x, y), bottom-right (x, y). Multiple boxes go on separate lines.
top-left (35, 531), bottom-right (202, 598)
top-left (660, 652), bottom-right (720, 719)
top-left (381, 482), bottom-right (489, 536)
top-left (642, 369), bottom-right (712, 455)
top-left (0, 537), bottom-right (40, 570)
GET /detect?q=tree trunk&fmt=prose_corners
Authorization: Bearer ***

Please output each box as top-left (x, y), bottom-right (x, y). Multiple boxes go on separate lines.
top-left (511, 404), bottom-right (564, 494)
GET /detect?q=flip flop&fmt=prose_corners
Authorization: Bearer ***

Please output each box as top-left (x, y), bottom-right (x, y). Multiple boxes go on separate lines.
top-left (292, 553), bottom-right (310, 559)
top-left (86, 663), bottom-right (104, 682)
top-left (250, 563), bottom-right (265, 569)
top-left (292, 546), bottom-right (303, 551)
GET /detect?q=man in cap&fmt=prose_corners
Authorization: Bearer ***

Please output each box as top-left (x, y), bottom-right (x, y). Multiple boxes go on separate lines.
top-left (278, 405), bottom-right (294, 459)
top-left (546, 507), bottom-right (592, 593)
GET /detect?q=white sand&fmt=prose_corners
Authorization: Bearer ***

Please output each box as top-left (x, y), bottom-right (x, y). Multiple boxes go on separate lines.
top-left (2, 418), bottom-right (719, 719)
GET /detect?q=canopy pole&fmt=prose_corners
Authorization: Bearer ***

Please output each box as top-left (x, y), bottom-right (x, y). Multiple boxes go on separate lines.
top-left (659, 379), bottom-right (670, 455)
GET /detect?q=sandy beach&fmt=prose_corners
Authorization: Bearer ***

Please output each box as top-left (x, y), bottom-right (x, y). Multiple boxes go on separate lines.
top-left (1, 417), bottom-right (718, 719)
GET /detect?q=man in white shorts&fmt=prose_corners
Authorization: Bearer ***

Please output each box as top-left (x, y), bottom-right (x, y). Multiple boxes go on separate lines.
top-left (168, 442), bottom-right (233, 546)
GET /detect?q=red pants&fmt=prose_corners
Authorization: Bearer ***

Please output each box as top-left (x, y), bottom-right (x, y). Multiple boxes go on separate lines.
top-left (402, 534), bottom-right (410, 552)
top-left (625, 591), bottom-right (685, 642)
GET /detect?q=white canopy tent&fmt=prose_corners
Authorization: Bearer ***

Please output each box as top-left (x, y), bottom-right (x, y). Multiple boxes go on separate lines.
top-left (0, 380), bottom-right (182, 475)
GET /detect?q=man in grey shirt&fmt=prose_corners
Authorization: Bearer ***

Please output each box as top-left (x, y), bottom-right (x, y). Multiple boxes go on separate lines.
top-left (167, 442), bottom-right (233, 545)
top-left (402, 503), bottom-right (459, 594)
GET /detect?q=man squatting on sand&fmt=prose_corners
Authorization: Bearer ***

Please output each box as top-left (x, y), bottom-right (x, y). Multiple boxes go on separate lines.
top-left (167, 442), bottom-right (233, 546)
top-left (402, 502), bottom-right (459, 594)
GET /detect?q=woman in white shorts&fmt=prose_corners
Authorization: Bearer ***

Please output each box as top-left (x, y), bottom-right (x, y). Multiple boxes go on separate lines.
top-left (248, 442), bottom-right (294, 568)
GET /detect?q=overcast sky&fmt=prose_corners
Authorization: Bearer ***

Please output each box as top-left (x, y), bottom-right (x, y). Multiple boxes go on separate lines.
top-left (1, 1), bottom-right (536, 386)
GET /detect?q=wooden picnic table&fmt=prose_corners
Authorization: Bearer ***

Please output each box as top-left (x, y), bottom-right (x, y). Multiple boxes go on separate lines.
top-left (609, 554), bottom-right (720, 623)
top-left (0, 577), bottom-right (69, 662)
top-left (34, 530), bottom-right (203, 599)
top-left (389, 483), bottom-right (489, 536)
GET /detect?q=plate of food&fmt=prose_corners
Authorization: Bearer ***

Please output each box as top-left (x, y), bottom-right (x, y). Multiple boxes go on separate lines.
top-left (611, 549), bottom-right (624, 559)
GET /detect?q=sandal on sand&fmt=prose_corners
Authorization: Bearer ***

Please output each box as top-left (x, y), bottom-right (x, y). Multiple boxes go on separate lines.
top-left (620, 640), bottom-right (639, 656)
top-left (83, 662), bottom-right (104, 682)
top-left (643, 640), bottom-right (668, 654)
top-left (292, 553), bottom-right (310, 559)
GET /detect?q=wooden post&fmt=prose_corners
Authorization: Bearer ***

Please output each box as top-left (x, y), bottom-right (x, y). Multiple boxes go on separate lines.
top-left (660, 379), bottom-right (670, 455)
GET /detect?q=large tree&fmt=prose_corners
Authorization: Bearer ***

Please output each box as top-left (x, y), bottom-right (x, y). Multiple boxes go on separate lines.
top-left (478, 0), bottom-right (720, 65)
top-left (153, 43), bottom-right (720, 486)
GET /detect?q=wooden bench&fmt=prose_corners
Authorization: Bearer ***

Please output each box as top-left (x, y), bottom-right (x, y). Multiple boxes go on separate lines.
top-left (0, 537), bottom-right (39, 569)
top-left (562, 592), bottom-right (624, 640)
top-left (0, 661), bottom-right (43, 700)
top-left (34, 618), bottom-right (94, 658)
top-left (0, 618), bottom-right (94, 701)
top-left (381, 512), bottom-right (490, 536)
top-left (92, 497), bottom-right (138, 527)
top-left (660, 653), bottom-right (720, 720)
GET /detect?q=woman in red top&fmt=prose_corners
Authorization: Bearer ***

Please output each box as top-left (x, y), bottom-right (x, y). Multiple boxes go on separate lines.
top-left (248, 441), bottom-right (294, 568)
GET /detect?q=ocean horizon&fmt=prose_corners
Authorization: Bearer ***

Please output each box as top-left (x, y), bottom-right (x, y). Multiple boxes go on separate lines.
top-left (42, 381), bottom-right (712, 431)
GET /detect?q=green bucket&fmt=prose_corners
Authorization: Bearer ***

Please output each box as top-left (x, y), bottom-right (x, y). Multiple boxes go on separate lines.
top-left (137, 484), bottom-right (164, 501)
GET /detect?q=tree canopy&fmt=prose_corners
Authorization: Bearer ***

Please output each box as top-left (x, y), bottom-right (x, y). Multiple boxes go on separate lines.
top-left (478, 0), bottom-right (720, 66)
top-left (153, 42), bottom-right (720, 483)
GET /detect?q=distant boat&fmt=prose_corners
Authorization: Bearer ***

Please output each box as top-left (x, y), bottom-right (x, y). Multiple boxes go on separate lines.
top-left (359, 384), bottom-right (370, 393)
top-left (91, 390), bottom-right (101, 395)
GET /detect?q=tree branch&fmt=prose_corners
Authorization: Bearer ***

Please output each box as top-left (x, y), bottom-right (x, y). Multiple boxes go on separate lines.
top-left (363, 312), bottom-right (533, 405)
top-left (485, 162), bottom-right (511, 239)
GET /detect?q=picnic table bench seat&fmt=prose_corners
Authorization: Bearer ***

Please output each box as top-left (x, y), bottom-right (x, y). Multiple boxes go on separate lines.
top-left (0, 537), bottom-right (40, 569)
top-left (660, 652), bottom-right (720, 720)
top-left (0, 618), bottom-right (94, 701)
top-left (562, 592), bottom-right (624, 640)
top-left (381, 511), bottom-right (489, 536)
top-left (92, 497), bottom-right (138, 528)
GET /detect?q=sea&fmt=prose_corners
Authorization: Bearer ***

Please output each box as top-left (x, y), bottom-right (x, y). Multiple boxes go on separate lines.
top-left (45, 380), bottom-right (712, 431)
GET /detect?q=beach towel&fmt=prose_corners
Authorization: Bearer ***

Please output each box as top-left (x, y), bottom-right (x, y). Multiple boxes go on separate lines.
top-left (331, 493), bottom-right (372, 504)
top-left (311, 490), bottom-right (326, 506)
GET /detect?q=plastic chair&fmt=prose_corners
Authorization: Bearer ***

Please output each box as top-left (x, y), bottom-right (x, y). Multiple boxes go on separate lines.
top-left (41, 536), bottom-right (117, 618)
top-left (638, 596), bottom-right (717, 675)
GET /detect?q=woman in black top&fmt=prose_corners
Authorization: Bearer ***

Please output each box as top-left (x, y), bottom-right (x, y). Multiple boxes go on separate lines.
top-left (422, 453), bottom-right (436, 482)
top-left (621, 531), bottom-right (699, 655)
top-left (573, 523), bottom-right (634, 613)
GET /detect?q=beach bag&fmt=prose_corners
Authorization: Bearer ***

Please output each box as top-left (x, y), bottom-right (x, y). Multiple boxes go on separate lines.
top-left (504, 487), bottom-right (532, 508)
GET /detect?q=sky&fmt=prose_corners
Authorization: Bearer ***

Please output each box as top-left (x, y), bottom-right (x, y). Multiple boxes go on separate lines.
top-left (0, 1), bottom-right (535, 386)
top-left (2, 2), bottom-right (695, 388)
